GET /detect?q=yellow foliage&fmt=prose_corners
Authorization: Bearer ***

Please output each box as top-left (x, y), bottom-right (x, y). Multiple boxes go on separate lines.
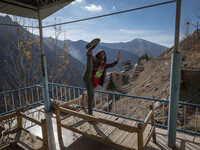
top-left (26, 51), bottom-right (31, 60)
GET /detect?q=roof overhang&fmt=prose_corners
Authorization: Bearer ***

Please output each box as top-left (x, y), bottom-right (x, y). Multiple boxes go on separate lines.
top-left (0, 0), bottom-right (74, 20)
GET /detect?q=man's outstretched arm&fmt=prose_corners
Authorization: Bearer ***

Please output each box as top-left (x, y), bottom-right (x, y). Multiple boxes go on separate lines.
top-left (106, 51), bottom-right (121, 68)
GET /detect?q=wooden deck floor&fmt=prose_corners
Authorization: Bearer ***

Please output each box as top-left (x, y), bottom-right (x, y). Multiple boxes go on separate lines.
top-left (4, 105), bottom-right (200, 150)
top-left (60, 109), bottom-right (154, 150)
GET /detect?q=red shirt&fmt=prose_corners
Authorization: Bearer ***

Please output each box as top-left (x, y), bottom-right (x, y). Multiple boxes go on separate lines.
top-left (92, 63), bottom-right (104, 87)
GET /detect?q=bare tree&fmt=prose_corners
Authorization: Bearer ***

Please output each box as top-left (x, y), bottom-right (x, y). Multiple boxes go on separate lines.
top-left (3, 16), bottom-right (41, 90)
top-left (1, 16), bottom-right (72, 110)
top-left (47, 18), bottom-right (72, 84)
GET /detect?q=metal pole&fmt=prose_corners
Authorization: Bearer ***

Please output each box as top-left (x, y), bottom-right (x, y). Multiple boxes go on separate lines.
top-left (38, 11), bottom-right (50, 111)
top-left (173, 0), bottom-right (181, 54)
top-left (167, 0), bottom-right (182, 148)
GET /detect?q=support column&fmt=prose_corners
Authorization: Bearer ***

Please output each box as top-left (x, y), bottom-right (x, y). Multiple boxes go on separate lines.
top-left (167, 53), bottom-right (181, 147)
top-left (38, 11), bottom-right (50, 111)
top-left (167, 0), bottom-right (182, 147)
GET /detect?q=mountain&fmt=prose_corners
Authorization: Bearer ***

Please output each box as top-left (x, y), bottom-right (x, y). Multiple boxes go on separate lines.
top-left (0, 15), bottom-right (85, 91)
top-left (100, 38), bottom-right (168, 58)
top-left (44, 38), bottom-right (139, 71)
top-left (111, 30), bottom-right (200, 128)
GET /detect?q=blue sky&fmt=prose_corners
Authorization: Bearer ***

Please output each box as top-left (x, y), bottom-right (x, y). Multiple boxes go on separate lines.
top-left (34, 0), bottom-right (200, 47)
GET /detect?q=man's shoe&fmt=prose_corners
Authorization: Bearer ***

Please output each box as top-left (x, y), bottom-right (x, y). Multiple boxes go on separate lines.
top-left (86, 38), bottom-right (100, 51)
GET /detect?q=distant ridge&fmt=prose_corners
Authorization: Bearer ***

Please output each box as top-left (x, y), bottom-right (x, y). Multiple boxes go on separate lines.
top-left (43, 38), bottom-right (139, 71)
top-left (100, 38), bottom-right (168, 58)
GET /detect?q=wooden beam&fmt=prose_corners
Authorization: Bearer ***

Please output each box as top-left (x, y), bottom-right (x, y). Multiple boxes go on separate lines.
top-left (0, 112), bottom-right (16, 120)
top-left (142, 110), bottom-right (153, 130)
top-left (55, 103), bottom-right (62, 138)
top-left (41, 119), bottom-right (49, 150)
top-left (137, 123), bottom-right (144, 150)
top-left (60, 96), bottom-right (82, 108)
top-left (82, 94), bottom-right (86, 109)
top-left (16, 108), bottom-right (22, 129)
top-left (143, 126), bottom-right (155, 148)
top-left (20, 113), bottom-right (43, 126)
top-left (150, 105), bottom-right (156, 143)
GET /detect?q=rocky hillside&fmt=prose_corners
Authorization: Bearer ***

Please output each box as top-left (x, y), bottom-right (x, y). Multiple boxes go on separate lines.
top-left (108, 30), bottom-right (200, 130)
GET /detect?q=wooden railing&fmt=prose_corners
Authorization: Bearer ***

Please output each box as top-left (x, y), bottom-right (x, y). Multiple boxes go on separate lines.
top-left (55, 94), bottom-right (156, 150)
top-left (0, 108), bottom-right (49, 150)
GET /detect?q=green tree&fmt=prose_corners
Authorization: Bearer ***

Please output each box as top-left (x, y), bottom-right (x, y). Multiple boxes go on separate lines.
top-left (138, 53), bottom-right (149, 62)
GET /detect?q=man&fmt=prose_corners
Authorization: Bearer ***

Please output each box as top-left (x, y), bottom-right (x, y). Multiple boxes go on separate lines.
top-left (83, 38), bottom-right (120, 115)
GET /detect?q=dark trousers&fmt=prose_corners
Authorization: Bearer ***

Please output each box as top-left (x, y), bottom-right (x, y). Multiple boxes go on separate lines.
top-left (83, 55), bottom-right (94, 115)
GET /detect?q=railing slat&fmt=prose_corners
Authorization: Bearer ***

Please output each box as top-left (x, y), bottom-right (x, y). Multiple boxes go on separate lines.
top-left (4, 94), bottom-right (7, 112)
top-left (195, 107), bottom-right (198, 133)
top-left (12, 93), bottom-right (15, 110)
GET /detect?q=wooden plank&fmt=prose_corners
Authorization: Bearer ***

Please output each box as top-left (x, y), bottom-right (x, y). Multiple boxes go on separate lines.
top-left (143, 124), bottom-right (152, 142)
top-left (143, 110), bottom-right (153, 130)
top-left (74, 111), bottom-right (107, 135)
top-left (90, 114), bottom-right (116, 136)
top-left (137, 123), bottom-right (144, 150)
top-left (130, 131), bottom-right (138, 149)
top-left (116, 120), bottom-right (137, 145)
top-left (0, 112), bottom-right (16, 120)
top-left (82, 94), bottom-right (86, 109)
top-left (150, 106), bottom-right (156, 143)
top-left (121, 122), bottom-right (138, 148)
top-left (107, 118), bottom-right (132, 143)
top-left (61, 115), bottom-right (84, 127)
top-left (20, 113), bottom-right (42, 126)
top-left (143, 126), bottom-right (155, 148)
top-left (99, 117), bottom-right (124, 140)
top-left (60, 107), bottom-right (139, 132)
top-left (60, 96), bottom-right (82, 108)
top-left (41, 119), bottom-right (49, 150)
top-left (118, 122), bottom-right (138, 145)
top-left (55, 103), bottom-right (62, 139)
top-left (16, 109), bottom-right (22, 128)
top-left (77, 111), bottom-right (110, 135)
top-left (144, 110), bottom-right (153, 124)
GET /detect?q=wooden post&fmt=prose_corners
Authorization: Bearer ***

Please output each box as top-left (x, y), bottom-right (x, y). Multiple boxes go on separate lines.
top-left (137, 123), bottom-right (144, 150)
top-left (55, 103), bottom-right (62, 138)
top-left (82, 94), bottom-right (86, 109)
top-left (16, 108), bottom-right (22, 129)
top-left (41, 119), bottom-right (49, 150)
top-left (150, 105), bottom-right (156, 143)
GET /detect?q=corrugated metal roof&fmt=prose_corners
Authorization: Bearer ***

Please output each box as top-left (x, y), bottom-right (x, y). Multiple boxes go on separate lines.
top-left (0, 0), bottom-right (74, 19)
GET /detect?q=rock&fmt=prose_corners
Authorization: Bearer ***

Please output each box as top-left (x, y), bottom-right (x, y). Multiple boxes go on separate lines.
top-left (154, 101), bottom-right (161, 109)
top-left (154, 87), bottom-right (158, 91)
top-left (103, 100), bottom-right (113, 111)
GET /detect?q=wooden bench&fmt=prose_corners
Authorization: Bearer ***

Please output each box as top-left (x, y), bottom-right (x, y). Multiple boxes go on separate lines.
top-left (0, 108), bottom-right (49, 150)
top-left (55, 94), bottom-right (156, 150)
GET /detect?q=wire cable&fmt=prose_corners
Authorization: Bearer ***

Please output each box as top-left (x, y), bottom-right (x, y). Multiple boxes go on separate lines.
top-left (42, 0), bottom-right (175, 28)
top-left (0, 0), bottom-right (175, 29)
top-left (0, 23), bottom-right (38, 28)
